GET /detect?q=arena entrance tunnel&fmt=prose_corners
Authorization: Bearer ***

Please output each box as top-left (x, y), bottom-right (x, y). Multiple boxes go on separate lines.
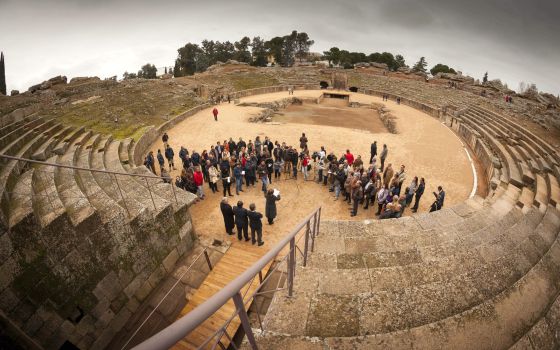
top-left (319, 81), bottom-right (329, 89)
top-left (349, 86), bottom-right (359, 92)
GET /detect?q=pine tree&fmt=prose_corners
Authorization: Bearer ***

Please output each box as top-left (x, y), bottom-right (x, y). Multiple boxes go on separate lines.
top-left (164, 67), bottom-right (167, 74)
top-left (483, 72), bottom-right (488, 84)
top-left (0, 52), bottom-right (6, 96)
top-left (412, 57), bottom-right (427, 73)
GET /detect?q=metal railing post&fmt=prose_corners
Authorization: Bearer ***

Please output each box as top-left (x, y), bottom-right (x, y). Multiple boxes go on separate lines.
top-left (287, 237), bottom-right (295, 297)
top-left (310, 212), bottom-right (317, 253)
top-left (113, 174), bottom-right (131, 219)
top-left (170, 178), bottom-right (178, 204)
top-left (303, 221), bottom-right (310, 267)
top-left (316, 207), bottom-right (322, 236)
top-left (232, 293), bottom-right (258, 350)
top-left (204, 250), bottom-right (213, 271)
top-left (145, 177), bottom-right (157, 211)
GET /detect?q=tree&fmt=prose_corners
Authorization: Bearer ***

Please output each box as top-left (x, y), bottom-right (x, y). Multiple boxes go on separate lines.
top-left (138, 63), bottom-right (157, 79)
top-left (122, 71), bottom-right (137, 80)
top-left (168, 66), bottom-right (174, 76)
top-left (394, 54), bottom-right (406, 70)
top-left (295, 32), bottom-right (314, 62)
top-left (323, 47), bottom-right (341, 66)
top-left (173, 60), bottom-right (182, 77)
top-left (0, 52), bottom-right (5, 96)
top-left (251, 36), bottom-right (268, 67)
top-left (233, 36), bottom-right (252, 63)
top-left (281, 30), bottom-right (298, 66)
top-left (430, 63), bottom-right (456, 76)
top-left (483, 72), bottom-right (488, 83)
top-left (176, 43), bottom-right (202, 76)
top-left (265, 36), bottom-right (284, 65)
top-left (412, 57), bottom-right (428, 73)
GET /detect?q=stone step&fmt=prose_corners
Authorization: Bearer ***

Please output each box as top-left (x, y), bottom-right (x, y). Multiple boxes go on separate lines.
top-left (0, 121), bottom-right (60, 229)
top-left (31, 156), bottom-right (67, 228)
top-left (0, 117), bottom-right (45, 152)
top-left (54, 131), bottom-right (100, 228)
top-left (52, 126), bottom-right (85, 155)
top-left (31, 125), bottom-right (74, 161)
top-left (74, 133), bottom-right (128, 224)
top-left (89, 135), bottom-right (146, 221)
top-left (8, 168), bottom-right (34, 230)
top-left (257, 207), bottom-right (560, 349)
top-left (0, 115), bottom-right (37, 138)
top-left (104, 139), bottom-right (173, 221)
top-left (119, 138), bottom-right (133, 171)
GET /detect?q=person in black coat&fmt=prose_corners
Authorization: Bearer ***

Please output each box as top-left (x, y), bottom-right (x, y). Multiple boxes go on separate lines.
top-left (370, 141), bottom-right (377, 164)
top-left (220, 197), bottom-right (235, 235)
top-left (265, 188), bottom-right (280, 224)
top-left (220, 159), bottom-right (233, 196)
top-left (247, 203), bottom-right (264, 246)
top-left (411, 177), bottom-right (425, 213)
top-left (232, 201), bottom-right (249, 241)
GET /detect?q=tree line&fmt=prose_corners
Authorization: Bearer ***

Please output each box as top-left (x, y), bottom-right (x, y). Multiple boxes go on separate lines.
top-left (172, 30), bottom-right (314, 77)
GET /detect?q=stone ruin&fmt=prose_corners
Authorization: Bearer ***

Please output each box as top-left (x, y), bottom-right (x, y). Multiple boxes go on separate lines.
top-left (331, 71), bottom-right (348, 90)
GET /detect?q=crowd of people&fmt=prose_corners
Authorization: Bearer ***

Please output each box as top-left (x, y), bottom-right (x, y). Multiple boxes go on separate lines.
top-left (143, 131), bottom-right (446, 243)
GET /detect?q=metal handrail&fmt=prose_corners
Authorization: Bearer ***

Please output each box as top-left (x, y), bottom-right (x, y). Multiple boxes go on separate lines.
top-left (134, 206), bottom-right (322, 350)
top-left (0, 154), bottom-right (164, 180)
top-left (121, 247), bottom-right (214, 350)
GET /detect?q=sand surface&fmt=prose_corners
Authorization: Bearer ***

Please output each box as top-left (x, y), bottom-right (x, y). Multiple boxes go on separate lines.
top-left (148, 90), bottom-right (474, 248)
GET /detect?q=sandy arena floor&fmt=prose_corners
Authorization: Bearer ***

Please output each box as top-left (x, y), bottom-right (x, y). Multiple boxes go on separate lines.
top-left (148, 90), bottom-right (474, 248)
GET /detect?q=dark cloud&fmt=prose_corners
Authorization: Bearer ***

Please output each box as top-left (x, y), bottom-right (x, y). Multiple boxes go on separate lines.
top-left (0, 0), bottom-right (558, 94)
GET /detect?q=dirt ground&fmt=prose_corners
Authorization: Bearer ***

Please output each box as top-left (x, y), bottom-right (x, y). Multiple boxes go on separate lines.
top-left (148, 90), bottom-right (474, 248)
top-left (275, 98), bottom-right (386, 133)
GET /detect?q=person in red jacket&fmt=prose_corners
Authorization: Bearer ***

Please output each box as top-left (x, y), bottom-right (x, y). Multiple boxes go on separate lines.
top-left (193, 166), bottom-right (205, 199)
top-left (212, 107), bottom-right (219, 121)
top-left (345, 149), bottom-right (354, 165)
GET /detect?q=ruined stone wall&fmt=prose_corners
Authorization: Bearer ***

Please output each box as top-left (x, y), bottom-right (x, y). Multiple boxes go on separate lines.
top-left (1, 199), bottom-right (196, 349)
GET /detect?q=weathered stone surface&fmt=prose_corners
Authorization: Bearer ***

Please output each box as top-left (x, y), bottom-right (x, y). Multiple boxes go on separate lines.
top-left (93, 271), bottom-right (123, 302)
top-left (306, 294), bottom-right (361, 337)
top-left (318, 269), bottom-right (371, 295)
top-left (264, 291), bottom-right (311, 336)
top-left (162, 248), bottom-right (179, 273)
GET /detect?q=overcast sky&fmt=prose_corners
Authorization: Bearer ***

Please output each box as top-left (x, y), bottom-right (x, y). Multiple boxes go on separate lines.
top-left (1, 0), bottom-right (559, 95)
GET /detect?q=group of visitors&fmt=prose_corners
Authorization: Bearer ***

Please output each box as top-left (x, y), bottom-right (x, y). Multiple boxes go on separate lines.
top-left (144, 131), bottom-right (446, 243)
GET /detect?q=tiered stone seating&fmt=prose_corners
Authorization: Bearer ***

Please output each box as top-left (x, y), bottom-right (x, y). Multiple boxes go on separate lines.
top-left (247, 95), bottom-right (560, 349)
top-left (0, 121), bottom-right (197, 349)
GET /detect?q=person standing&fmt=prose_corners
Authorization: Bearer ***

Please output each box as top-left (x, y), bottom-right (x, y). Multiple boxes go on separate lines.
top-left (380, 144), bottom-right (388, 172)
top-left (248, 203), bottom-right (264, 246)
top-left (405, 176), bottom-right (418, 208)
top-left (254, 136), bottom-right (262, 156)
top-left (396, 165), bottom-right (407, 196)
top-left (208, 162), bottom-right (219, 193)
top-left (299, 133), bottom-right (308, 150)
top-left (233, 201), bottom-right (249, 241)
top-left (302, 153), bottom-right (310, 181)
top-left (146, 151), bottom-right (156, 174)
top-left (220, 197), bottom-right (235, 235)
top-left (370, 141), bottom-right (377, 164)
top-left (193, 166), bottom-right (204, 199)
top-left (265, 188), bottom-right (280, 224)
top-left (411, 177), bottom-right (425, 213)
top-left (265, 153), bottom-right (274, 184)
top-left (351, 181), bottom-right (363, 217)
top-left (162, 132), bottom-right (169, 148)
top-left (375, 184), bottom-right (389, 216)
top-left (220, 158), bottom-right (233, 196)
top-left (430, 186), bottom-right (446, 212)
top-left (212, 107), bottom-right (219, 121)
top-left (157, 149), bottom-right (165, 172)
top-left (258, 161), bottom-right (269, 194)
top-left (345, 149), bottom-right (354, 166)
top-left (383, 163), bottom-right (394, 187)
top-left (165, 145), bottom-right (176, 170)
top-left (233, 163), bottom-right (244, 195)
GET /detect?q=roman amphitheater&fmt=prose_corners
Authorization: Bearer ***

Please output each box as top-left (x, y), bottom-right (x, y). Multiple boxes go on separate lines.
top-left (0, 64), bottom-right (559, 350)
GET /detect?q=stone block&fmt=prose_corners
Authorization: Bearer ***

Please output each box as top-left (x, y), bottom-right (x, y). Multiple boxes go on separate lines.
top-left (0, 255), bottom-right (21, 292)
top-left (124, 271), bottom-right (148, 299)
top-left (336, 254), bottom-right (366, 269)
top-left (0, 232), bottom-right (13, 262)
top-left (162, 248), bottom-right (179, 273)
top-left (76, 314), bottom-right (95, 336)
top-left (147, 265), bottom-right (167, 289)
top-left (91, 297), bottom-right (111, 319)
top-left (135, 279), bottom-right (154, 302)
top-left (90, 327), bottom-right (117, 350)
top-left (264, 291), bottom-right (311, 336)
top-left (23, 311), bottom-right (44, 336)
top-left (60, 320), bottom-right (76, 336)
top-left (0, 287), bottom-right (20, 313)
top-left (93, 271), bottom-right (123, 302)
top-left (110, 307), bottom-right (132, 332)
top-left (125, 296), bottom-right (140, 314)
top-left (306, 294), bottom-right (361, 337)
top-left (318, 269), bottom-right (371, 295)
top-left (95, 308), bottom-right (115, 329)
